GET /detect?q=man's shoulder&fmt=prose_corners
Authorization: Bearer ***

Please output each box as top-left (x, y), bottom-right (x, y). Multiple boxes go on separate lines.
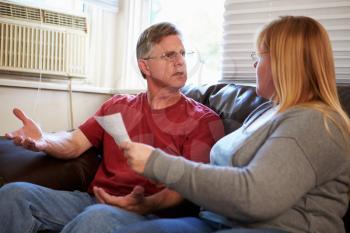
top-left (181, 94), bottom-right (220, 119)
top-left (105, 92), bottom-right (145, 105)
top-left (111, 92), bottom-right (144, 100)
top-left (99, 92), bottom-right (146, 115)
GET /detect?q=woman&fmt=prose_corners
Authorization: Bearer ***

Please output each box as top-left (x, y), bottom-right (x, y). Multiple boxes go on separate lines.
top-left (118, 16), bottom-right (350, 233)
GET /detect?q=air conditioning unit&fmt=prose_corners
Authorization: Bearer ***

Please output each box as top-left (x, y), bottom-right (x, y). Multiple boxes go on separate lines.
top-left (0, 1), bottom-right (88, 78)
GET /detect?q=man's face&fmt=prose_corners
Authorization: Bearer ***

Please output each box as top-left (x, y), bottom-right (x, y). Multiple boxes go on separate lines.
top-left (142, 35), bottom-right (187, 91)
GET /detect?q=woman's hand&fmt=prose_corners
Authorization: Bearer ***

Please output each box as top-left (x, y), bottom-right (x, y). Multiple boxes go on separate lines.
top-left (119, 141), bottom-right (154, 174)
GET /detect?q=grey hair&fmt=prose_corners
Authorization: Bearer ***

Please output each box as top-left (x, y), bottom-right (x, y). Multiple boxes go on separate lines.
top-left (136, 22), bottom-right (182, 59)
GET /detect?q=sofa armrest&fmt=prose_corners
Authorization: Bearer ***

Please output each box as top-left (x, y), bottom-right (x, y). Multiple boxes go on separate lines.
top-left (0, 136), bottom-right (101, 191)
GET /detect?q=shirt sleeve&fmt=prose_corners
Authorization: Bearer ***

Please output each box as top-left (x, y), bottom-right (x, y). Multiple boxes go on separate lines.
top-left (78, 98), bottom-right (113, 148)
top-left (78, 94), bottom-right (136, 148)
top-left (145, 138), bottom-right (316, 222)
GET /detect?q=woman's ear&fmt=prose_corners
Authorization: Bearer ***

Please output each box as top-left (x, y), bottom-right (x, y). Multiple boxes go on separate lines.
top-left (138, 59), bottom-right (150, 77)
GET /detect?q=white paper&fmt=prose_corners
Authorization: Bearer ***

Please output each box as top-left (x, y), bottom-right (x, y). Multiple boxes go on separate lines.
top-left (94, 113), bottom-right (131, 145)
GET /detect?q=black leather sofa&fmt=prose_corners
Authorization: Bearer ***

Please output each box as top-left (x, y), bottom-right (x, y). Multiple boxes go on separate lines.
top-left (0, 83), bottom-right (349, 232)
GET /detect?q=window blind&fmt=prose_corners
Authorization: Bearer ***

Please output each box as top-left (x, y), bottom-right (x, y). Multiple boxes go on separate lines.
top-left (222, 0), bottom-right (350, 84)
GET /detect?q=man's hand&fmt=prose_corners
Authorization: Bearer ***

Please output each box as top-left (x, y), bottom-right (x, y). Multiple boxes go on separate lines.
top-left (5, 108), bottom-right (45, 151)
top-left (119, 141), bottom-right (154, 174)
top-left (93, 186), bottom-right (154, 214)
top-left (93, 186), bottom-right (184, 215)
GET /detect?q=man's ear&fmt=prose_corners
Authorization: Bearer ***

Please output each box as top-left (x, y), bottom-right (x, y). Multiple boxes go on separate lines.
top-left (138, 59), bottom-right (150, 77)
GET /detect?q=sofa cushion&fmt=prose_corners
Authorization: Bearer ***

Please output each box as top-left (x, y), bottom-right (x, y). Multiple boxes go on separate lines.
top-left (0, 136), bottom-right (101, 191)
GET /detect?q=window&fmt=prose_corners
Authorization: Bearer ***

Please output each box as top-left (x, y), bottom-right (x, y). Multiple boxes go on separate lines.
top-left (0, 0), bottom-right (121, 92)
top-left (1, 0), bottom-right (226, 92)
top-left (150, 0), bottom-right (225, 85)
top-left (222, 0), bottom-right (350, 84)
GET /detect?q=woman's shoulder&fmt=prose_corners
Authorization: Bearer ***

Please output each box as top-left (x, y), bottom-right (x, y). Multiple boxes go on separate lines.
top-left (273, 106), bottom-right (334, 131)
top-left (281, 105), bottom-right (322, 117)
top-left (273, 106), bottom-right (350, 158)
top-left (273, 106), bottom-right (336, 134)
top-left (272, 106), bottom-right (350, 183)
top-left (277, 106), bottom-right (345, 130)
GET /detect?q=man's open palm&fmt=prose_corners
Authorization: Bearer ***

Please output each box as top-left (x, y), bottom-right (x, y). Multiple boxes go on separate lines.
top-left (5, 108), bottom-right (44, 150)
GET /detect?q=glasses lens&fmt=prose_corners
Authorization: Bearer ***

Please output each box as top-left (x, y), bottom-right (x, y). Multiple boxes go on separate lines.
top-left (157, 50), bottom-right (196, 62)
top-left (163, 51), bottom-right (178, 61)
top-left (185, 51), bottom-right (195, 58)
top-left (250, 52), bottom-right (256, 62)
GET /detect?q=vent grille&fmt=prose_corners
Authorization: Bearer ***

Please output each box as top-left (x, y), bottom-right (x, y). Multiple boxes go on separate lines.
top-left (44, 11), bottom-right (86, 32)
top-left (0, 2), bottom-right (41, 22)
top-left (0, 1), bottom-right (87, 32)
top-left (0, 2), bottom-right (87, 78)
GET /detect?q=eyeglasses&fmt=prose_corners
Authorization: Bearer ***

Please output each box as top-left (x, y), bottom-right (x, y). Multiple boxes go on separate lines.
top-left (250, 51), bottom-right (269, 63)
top-left (143, 50), bottom-right (195, 62)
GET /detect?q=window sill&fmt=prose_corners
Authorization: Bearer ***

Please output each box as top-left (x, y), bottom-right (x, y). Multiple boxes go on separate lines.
top-left (0, 75), bottom-right (144, 95)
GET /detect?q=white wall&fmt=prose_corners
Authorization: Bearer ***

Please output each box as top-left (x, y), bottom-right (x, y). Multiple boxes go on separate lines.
top-left (0, 86), bottom-right (111, 135)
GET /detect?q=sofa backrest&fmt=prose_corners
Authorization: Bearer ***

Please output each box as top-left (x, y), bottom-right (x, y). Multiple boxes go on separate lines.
top-left (338, 85), bottom-right (350, 117)
top-left (182, 83), bottom-right (350, 134)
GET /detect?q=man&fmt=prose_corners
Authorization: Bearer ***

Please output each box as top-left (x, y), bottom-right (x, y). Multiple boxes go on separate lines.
top-left (0, 22), bottom-right (224, 233)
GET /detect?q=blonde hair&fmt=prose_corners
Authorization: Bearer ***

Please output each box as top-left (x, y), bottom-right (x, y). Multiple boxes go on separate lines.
top-left (257, 16), bottom-right (350, 141)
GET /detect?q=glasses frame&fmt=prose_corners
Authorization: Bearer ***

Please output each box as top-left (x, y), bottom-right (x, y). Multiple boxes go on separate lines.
top-left (143, 50), bottom-right (195, 62)
top-left (250, 51), bottom-right (269, 63)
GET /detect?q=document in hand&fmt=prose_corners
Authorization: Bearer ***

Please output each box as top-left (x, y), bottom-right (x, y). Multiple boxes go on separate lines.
top-left (94, 113), bottom-right (131, 145)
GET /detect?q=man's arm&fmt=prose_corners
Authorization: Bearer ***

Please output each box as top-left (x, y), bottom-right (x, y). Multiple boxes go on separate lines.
top-left (37, 129), bottom-right (92, 159)
top-left (6, 108), bottom-right (92, 159)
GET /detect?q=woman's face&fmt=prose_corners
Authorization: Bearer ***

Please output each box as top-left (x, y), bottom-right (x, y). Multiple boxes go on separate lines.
top-left (253, 48), bottom-right (275, 99)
